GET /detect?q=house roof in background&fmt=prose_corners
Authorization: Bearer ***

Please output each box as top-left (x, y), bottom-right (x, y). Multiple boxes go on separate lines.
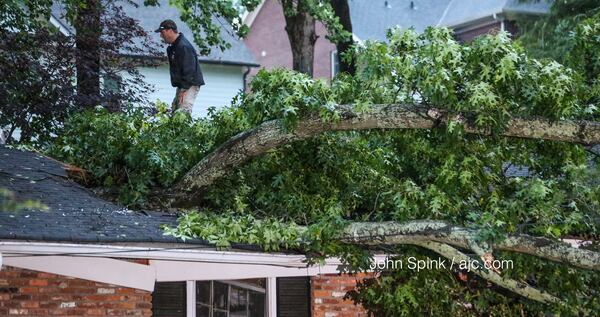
top-left (438, 0), bottom-right (550, 28)
top-left (348, 0), bottom-right (453, 40)
top-left (347, 0), bottom-right (551, 41)
top-left (242, 0), bottom-right (551, 42)
top-left (51, 0), bottom-right (259, 66)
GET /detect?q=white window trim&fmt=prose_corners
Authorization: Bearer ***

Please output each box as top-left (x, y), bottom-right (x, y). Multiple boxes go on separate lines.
top-left (187, 281), bottom-right (196, 317)
top-left (185, 279), bottom-right (270, 317)
top-left (266, 277), bottom-right (277, 317)
top-left (222, 280), bottom-right (265, 293)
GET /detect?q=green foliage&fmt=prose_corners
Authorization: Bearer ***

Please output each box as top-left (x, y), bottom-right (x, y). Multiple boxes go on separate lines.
top-left (163, 207), bottom-right (348, 257)
top-left (347, 247), bottom-right (600, 315)
top-left (235, 68), bottom-right (336, 128)
top-left (568, 12), bottom-right (600, 120)
top-left (163, 0), bottom-right (260, 55)
top-left (0, 0), bottom-right (52, 33)
top-left (163, 210), bottom-right (306, 250)
top-left (48, 104), bottom-right (216, 205)
top-left (48, 24), bottom-right (600, 315)
top-left (517, 0), bottom-right (600, 63)
top-left (0, 188), bottom-right (48, 212)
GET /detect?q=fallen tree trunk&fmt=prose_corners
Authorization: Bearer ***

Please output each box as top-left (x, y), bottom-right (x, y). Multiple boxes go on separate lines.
top-left (171, 103), bottom-right (600, 201)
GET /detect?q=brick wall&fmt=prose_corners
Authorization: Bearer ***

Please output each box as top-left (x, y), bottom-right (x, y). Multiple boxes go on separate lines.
top-left (244, 0), bottom-right (337, 81)
top-left (454, 21), bottom-right (502, 42)
top-left (0, 266), bottom-right (152, 316)
top-left (311, 273), bottom-right (371, 317)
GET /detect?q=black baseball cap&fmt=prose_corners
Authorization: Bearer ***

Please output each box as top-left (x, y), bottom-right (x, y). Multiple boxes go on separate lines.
top-left (155, 19), bottom-right (177, 32)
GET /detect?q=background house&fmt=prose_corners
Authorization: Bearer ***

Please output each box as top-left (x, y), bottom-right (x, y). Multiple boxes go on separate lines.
top-left (51, 0), bottom-right (259, 118)
top-left (243, 0), bottom-right (550, 81)
top-left (0, 146), bottom-right (371, 316)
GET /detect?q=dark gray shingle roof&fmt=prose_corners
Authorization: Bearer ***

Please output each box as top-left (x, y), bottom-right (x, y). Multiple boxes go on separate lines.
top-left (438, 0), bottom-right (550, 28)
top-left (0, 146), bottom-right (185, 244)
top-left (349, 0), bottom-right (452, 40)
top-left (347, 0), bottom-right (550, 41)
top-left (51, 0), bottom-right (258, 66)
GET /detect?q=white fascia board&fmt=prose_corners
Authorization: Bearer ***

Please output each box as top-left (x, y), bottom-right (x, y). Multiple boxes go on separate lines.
top-left (243, 0), bottom-right (266, 27)
top-left (452, 18), bottom-right (502, 35)
top-left (3, 255), bottom-right (156, 291)
top-left (150, 259), bottom-right (343, 282)
top-left (0, 242), bottom-right (395, 277)
top-left (0, 241), bottom-right (311, 267)
top-left (0, 241), bottom-right (368, 268)
top-left (443, 11), bottom-right (502, 30)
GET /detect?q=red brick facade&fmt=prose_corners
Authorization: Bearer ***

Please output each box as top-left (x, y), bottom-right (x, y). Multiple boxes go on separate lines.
top-left (244, 0), bottom-right (337, 81)
top-left (2, 264), bottom-right (372, 316)
top-left (311, 273), bottom-right (370, 317)
top-left (0, 266), bottom-right (152, 316)
top-left (454, 20), bottom-right (519, 42)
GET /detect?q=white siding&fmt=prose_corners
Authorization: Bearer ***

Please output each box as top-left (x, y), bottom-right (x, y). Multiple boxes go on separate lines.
top-left (139, 63), bottom-right (246, 118)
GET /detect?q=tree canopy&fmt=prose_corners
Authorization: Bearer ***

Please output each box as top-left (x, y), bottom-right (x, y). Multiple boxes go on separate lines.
top-left (48, 12), bottom-right (600, 314)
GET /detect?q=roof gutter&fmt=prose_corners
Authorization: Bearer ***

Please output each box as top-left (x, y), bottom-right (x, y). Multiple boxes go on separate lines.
top-left (121, 54), bottom-right (260, 68)
top-left (198, 58), bottom-right (260, 68)
top-left (0, 241), bottom-right (311, 267)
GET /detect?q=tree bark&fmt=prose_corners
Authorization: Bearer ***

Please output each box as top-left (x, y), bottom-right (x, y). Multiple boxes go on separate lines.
top-left (339, 220), bottom-right (600, 271)
top-left (74, 0), bottom-right (102, 109)
top-left (412, 241), bottom-right (562, 304)
top-left (170, 103), bottom-right (600, 200)
top-left (330, 0), bottom-right (355, 75)
top-left (337, 220), bottom-right (598, 305)
top-left (283, 0), bottom-right (317, 76)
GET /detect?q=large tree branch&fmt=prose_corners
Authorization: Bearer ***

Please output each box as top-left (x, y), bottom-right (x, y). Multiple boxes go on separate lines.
top-left (338, 220), bottom-right (598, 304)
top-left (411, 241), bottom-right (562, 304)
top-left (171, 104), bottom-right (600, 200)
top-left (414, 242), bottom-right (560, 303)
top-left (339, 220), bottom-right (600, 271)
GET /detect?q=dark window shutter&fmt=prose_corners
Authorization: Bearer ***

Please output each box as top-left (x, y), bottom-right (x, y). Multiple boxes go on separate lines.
top-left (153, 281), bottom-right (186, 317)
top-left (277, 277), bottom-right (311, 317)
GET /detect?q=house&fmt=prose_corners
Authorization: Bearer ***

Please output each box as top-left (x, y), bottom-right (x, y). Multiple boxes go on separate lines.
top-left (0, 146), bottom-right (371, 316)
top-left (242, 0), bottom-right (550, 81)
top-left (51, 0), bottom-right (260, 118)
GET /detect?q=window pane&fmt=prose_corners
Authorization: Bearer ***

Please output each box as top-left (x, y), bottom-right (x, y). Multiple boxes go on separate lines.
top-left (229, 286), bottom-right (248, 317)
top-left (153, 282), bottom-right (186, 317)
top-left (196, 304), bottom-right (210, 317)
top-left (237, 279), bottom-right (266, 288)
top-left (213, 281), bottom-right (229, 310)
top-left (214, 309), bottom-right (228, 317)
top-left (196, 281), bottom-right (211, 304)
top-left (249, 291), bottom-right (265, 317)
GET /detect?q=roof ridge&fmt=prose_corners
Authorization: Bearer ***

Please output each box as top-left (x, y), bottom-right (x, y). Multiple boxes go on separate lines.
top-left (436, 0), bottom-right (455, 27)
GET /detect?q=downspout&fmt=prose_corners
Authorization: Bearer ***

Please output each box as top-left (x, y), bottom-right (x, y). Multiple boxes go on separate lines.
top-left (243, 66), bottom-right (251, 92)
top-left (493, 13), bottom-right (505, 32)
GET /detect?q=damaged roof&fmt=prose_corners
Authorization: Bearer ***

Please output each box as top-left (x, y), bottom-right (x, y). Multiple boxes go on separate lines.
top-left (0, 146), bottom-right (194, 244)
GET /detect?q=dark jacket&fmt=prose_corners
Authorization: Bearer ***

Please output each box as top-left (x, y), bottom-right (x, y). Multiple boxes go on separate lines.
top-left (167, 33), bottom-right (205, 89)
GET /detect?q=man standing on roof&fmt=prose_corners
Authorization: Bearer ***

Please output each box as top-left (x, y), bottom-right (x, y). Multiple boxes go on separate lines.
top-left (155, 19), bottom-right (205, 114)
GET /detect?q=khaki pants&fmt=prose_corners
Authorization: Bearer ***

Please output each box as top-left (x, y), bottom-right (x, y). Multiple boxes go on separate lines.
top-left (172, 86), bottom-right (200, 114)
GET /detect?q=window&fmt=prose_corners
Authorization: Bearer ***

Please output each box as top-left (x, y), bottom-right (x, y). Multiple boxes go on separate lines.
top-left (153, 282), bottom-right (187, 317)
top-left (154, 278), bottom-right (277, 317)
top-left (196, 281), bottom-right (266, 317)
